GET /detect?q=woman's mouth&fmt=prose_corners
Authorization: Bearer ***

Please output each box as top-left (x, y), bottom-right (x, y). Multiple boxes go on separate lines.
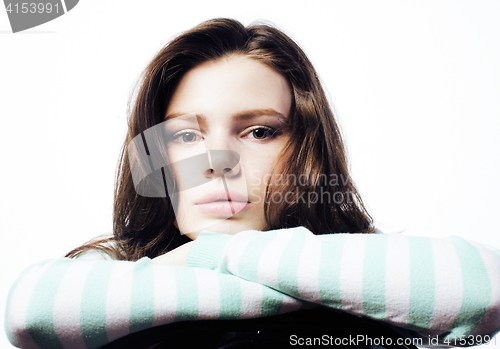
top-left (196, 200), bottom-right (251, 215)
top-left (195, 190), bottom-right (251, 215)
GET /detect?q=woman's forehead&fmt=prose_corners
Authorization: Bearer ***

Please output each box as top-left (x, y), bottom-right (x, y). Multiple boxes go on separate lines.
top-left (165, 56), bottom-right (292, 122)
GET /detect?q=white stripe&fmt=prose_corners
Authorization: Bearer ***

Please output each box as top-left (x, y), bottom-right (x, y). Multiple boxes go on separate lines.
top-left (239, 278), bottom-right (263, 318)
top-left (257, 230), bottom-right (294, 288)
top-left (223, 230), bottom-right (261, 275)
top-left (152, 265), bottom-right (177, 326)
top-left (426, 237), bottom-right (463, 335)
top-left (195, 269), bottom-right (220, 319)
top-left (106, 262), bottom-right (134, 342)
top-left (385, 234), bottom-right (411, 325)
top-left (296, 231), bottom-right (321, 300)
top-left (8, 261), bottom-right (57, 349)
top-left (340, 234), bottom-right (366, 314)
top-left (53, 261), bottom-right (95, 349)
top-left (469, 241), bottom-right (500, 336)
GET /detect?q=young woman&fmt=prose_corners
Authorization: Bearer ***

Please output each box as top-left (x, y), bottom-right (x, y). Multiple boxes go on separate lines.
top-left (5, 18), bottom-right (500, 349)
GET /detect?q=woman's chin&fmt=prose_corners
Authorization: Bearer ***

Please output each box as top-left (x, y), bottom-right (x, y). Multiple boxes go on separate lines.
top-left (178, 218), bottom-right (265, 239)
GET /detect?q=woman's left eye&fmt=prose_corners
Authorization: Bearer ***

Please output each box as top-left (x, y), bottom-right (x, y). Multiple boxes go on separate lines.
top-left (245, 126), bottom-right (278, 140)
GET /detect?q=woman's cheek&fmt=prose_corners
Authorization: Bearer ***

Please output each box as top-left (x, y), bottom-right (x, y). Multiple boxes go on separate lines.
top-left (249, 186), bottom-right (263, 204)
top-left (246, 169), bottom-right (263, 186)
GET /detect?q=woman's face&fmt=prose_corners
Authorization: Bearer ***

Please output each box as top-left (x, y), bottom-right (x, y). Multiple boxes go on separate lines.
top-left (164, 55), bottom-right (292, 238)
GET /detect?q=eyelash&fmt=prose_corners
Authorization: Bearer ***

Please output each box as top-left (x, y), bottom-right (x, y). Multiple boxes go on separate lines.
top-left (244, 126), bottom-right (280, 140)
top-left (170, 126), bottom-right (280, 144)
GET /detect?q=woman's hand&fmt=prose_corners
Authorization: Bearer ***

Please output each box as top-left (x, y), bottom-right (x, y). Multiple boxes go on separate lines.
top-left (151, 241), bottom-right (194, 266)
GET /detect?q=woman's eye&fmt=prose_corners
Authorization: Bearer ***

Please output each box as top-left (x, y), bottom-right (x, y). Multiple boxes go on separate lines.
top-left (171, 130), bottom-right (202, 144)
top-left (181, 132), bottom-right (197, 142)
top-left (247, 126), bottom-right (278, 140)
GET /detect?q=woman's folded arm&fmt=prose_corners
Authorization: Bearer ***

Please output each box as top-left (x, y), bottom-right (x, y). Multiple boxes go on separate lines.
top-left (5, 255), bottom-right (302, 349)
top-left (187, 226), bottom-right (500, 347)
top-left (7, 226), bottom-right (500, 348)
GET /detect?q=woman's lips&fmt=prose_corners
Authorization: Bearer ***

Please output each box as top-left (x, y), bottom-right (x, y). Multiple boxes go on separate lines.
top-left (194, 190), bottom-right (250, 215)
top-left (196, 200), bottom-right (250, 215)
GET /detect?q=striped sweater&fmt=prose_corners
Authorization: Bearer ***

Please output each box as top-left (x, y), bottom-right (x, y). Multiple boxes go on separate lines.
top-left (5, 226), bottom-right (500, 348)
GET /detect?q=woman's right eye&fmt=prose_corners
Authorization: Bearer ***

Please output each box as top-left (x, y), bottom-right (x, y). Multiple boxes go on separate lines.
top-left (170, 130), bottom-right (203, 144)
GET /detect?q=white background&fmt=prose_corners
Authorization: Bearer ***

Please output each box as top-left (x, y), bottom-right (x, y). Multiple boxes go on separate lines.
top-left (1, 1), bottom-right (499, 348)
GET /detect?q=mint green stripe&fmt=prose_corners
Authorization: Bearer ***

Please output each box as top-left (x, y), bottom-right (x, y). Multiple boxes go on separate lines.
top-left (80, 261), bottom-right (116, 349)
top-left (174, 267), bottom-right (198, 322)
top-left (25, 259), bottom-right (73, 349)
top-left (187, 232), bottom-right (232, 269)
top-left (129, 258), bottom-right (154, 334)
top-left (450, 237), bottom-right (491, 336)
top-left (277, 229), bottom-right (305, 298)
top-left (261, 286), bottom-right (284, 317)
top-left (318, 234), bottom-right (346, 309)
top-left (362, 234), bottom-right (387, 320)
top-left (218, 273), bottom-right (241, 319)
top-left (237, 231), bottom-right (277, 281)
top-left (5, 261), bottom-right (47, 347)
top-left (407, 237), bottom-right (435, 331)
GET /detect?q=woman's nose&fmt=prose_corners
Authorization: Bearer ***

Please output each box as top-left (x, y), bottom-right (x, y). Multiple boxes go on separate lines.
top-left (202, 132), bottom-right (240, 179)
top-left (204, 149), bottom-right (241, 179)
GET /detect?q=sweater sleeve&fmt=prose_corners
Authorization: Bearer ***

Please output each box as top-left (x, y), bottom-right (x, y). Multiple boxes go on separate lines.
top-left (187, 226), bottom-right (500, 347)
top-left (5, 254), bottom-right (303, 349)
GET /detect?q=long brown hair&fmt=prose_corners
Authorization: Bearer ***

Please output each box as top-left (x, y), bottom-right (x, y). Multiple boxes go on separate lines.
top-left (66, 18), bottom-right (373, 261)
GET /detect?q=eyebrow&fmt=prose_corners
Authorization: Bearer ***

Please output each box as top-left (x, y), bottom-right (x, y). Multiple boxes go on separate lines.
top-left (165, 108), bottom-right (287, 123)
